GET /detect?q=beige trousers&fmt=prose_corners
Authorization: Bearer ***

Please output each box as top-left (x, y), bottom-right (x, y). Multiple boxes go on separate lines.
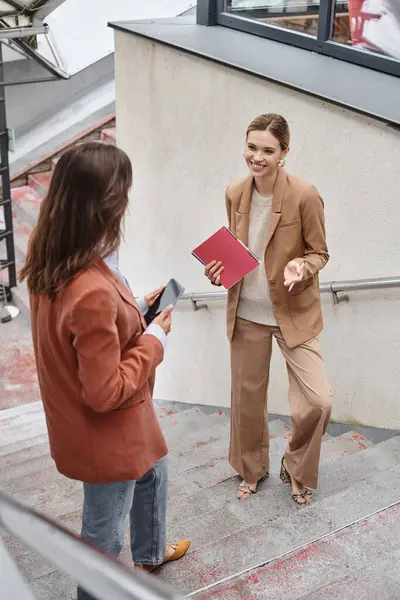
top-left (229, 317), bottom-right (332, 489)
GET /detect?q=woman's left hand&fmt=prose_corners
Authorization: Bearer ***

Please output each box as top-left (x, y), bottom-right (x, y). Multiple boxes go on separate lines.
top-left (284, 261), bottom-right (305, 290)
top-left (144, 286), bottom-right (165, 308)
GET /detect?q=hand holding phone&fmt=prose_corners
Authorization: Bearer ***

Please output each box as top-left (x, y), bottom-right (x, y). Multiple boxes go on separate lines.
top-left (152, 305), bottom-right (173, 335)
top-left (144, 278), bottom-right (185, 326)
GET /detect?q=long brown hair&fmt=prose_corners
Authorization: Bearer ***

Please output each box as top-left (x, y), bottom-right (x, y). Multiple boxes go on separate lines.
top-left (20, 142), bottom-right (132, 299)
top-left (246, 113), bottom-right (290, 151)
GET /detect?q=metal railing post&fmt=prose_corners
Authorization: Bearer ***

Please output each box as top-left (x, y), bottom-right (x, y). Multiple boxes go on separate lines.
top-left (0, 42), bottom-right (16, 291)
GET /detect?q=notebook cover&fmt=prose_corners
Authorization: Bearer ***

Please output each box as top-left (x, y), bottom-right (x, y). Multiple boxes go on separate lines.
top-left (192, 226), bottom-right (260, 289)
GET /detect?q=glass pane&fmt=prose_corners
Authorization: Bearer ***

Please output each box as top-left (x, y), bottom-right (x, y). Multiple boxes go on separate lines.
top-left (333, 0), bottom-right (400, 60)
top-left (225, 1), bottom-right (320, 36)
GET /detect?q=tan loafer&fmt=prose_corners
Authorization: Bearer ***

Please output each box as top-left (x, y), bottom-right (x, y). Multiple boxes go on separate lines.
top-left (138, 539), bottom-right (191, 573)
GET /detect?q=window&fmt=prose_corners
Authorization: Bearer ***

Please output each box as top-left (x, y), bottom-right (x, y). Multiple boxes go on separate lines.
top-left (333, 0), bottom-right (400, 60)
top-left (218, 0), bottom-right (400, 76)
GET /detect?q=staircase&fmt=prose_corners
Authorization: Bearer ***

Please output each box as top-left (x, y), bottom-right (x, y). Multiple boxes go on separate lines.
top-left (2, 118), bottom-right (400, 598)
top-left (1, 400), bottom-right (400, 599)
top-left (7, 113), bottom-right (116, 315)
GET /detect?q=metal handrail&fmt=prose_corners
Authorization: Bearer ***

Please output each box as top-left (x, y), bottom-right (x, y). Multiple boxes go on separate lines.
top-left (0, 492), bottom-right (183, 600)
top-left (179, 276), bottom-right (400, 309)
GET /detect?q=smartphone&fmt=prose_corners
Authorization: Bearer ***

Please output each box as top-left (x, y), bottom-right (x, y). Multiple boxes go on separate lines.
top-left (144, 278), bottom-right (185, 326)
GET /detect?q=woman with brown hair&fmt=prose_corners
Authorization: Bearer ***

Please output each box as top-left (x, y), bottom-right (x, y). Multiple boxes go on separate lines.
top-left (205, 114), bottom-right (332, 506)
top-left (20, 142), bottom-right (190, 599)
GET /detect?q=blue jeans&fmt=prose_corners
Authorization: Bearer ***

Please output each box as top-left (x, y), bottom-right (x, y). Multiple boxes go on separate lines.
top-left (77, 456), bottom-right (168, 600)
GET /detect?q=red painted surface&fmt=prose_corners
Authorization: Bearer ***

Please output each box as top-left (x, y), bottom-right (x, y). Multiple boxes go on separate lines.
top-left (196, 506), bottom-right (400, 599)
top-left (100, 127), bottom-right (116, 143)
top-left (28, 170), bottom-right (53, 194)
top-left (0, 321), bottom-right (40, 410)
top-left (11, 185), bottom-right (42, 212)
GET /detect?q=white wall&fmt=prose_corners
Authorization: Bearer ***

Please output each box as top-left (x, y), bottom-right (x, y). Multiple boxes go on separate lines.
top-left (114, 30), bottom-right (400, 429)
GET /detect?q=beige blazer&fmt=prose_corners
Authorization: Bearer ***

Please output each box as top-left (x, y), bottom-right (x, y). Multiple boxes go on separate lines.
top-left (225, 169), bottom-right (329, 348)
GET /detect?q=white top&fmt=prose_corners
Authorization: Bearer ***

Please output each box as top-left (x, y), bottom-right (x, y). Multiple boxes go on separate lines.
top-left (237, 188), bottom-right (277, 326)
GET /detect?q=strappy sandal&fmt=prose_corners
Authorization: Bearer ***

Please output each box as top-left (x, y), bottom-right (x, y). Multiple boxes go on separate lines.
top-left (280, 457), bottom-right (313, 506)
top-left (237, 473), bottom-right (269, 500)
top-left (292, 488), bottom-right (313, 506)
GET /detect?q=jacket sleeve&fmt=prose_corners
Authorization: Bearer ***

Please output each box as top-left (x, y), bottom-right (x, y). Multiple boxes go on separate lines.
top-left (295, 185), bottom-right (329, 279)
top-left (70, 287), bottom-right (164, 412)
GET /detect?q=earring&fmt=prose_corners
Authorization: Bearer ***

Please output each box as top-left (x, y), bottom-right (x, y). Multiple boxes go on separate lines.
top-left (278, 158), bottom-right (286, 167)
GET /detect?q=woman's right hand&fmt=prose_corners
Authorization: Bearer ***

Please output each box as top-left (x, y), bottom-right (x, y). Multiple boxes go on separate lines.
top-left (152, 305), bottom-right (173, 335)
top-left (205, 261), bottom-right (224, 286)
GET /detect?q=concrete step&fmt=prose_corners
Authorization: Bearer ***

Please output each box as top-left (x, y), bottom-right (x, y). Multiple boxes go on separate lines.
top-left (27, 171), bottom-right (52, 197)
top-left (0, 419), bottom-right (322, 498)
top-left (0, 400), bottom-right (178, 429)
top-left (100, 127), bottom-right (116, 144)
top-left (11, 209), bottom-right (32, 263)
top-left (162, 408), bottom-right (210, 443)
top-left (170, 412), bottom-right (229, 453)
top-left (0, 400), bottom-right (42, 422)
top-left (169, 419), bottom-right (297, 476)
top-left (167, 432), bottom-right (293, 527)
top-left (169, 437), bottom-right (380, 524)
top-left (2, 452), bottom-right (54, 484)
top-left (0, 402), bottom-right (178, 470)
top-left (153, 401), bottom-right (183, 420)
top-left (1, 416), bottom-right (47, 446)
top-left (0, 440), bottom-right (50, 473)
top-left (1, 398), bottom-right (390, 600)
top-left (320, 430), bottom-right (374, 462)
top-left (0, 408), bottom-right (45, 433)
top-left (168, 436), bottom-right (399, 543)
top-left (169, 425), bottom-right (322, 500)
top-left (5, 464), bottom-right (63, 495)
top-left (0, 432), bottom-right (49, 457)
top-left (11, 185), bottom-right (42, 229)
top-left (11, 280), bottom-right (30, 321)
top-left (12, 478), bottom-right (82, 522)
top-left (194, 503), bottom-right (400, 600)
top-left (159, 406), bottom-right (206, 429)
top-left (0, 401), bottom-right (179, 456)
top-left (168, 428), bottom-right (368, 499)
top-left (160, 466), bottom-right (400, 595)
top-left (0, 407), bottom-right (206, 492)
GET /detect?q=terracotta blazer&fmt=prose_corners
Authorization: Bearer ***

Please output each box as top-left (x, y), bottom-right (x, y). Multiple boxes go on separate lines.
top-left (225, 169), bottom-right (329, 348)
top-left (29, 260), bottom-right (167, 484)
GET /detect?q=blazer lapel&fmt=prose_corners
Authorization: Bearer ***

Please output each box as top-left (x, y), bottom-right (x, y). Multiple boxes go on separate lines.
top-left (235, 170), bottom-right (287, 249)
top-left (265, 168), bottom-right (286, 248)
top-left (235, 176), bottom-right (253, 246)
top-left (97, 259), bottom-right (146, 326)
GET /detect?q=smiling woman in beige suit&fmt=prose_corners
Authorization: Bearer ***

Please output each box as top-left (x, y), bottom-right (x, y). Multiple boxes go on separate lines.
top-left (205, 114), bottom-right (332, 505)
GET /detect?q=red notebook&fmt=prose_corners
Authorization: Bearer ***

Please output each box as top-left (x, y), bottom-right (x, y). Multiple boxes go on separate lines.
top-left (192, 226), bottom-right (260, 289)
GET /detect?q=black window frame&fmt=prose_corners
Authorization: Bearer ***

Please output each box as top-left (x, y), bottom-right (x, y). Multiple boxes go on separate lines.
top-left (215, 0), bottom-right (400, 78)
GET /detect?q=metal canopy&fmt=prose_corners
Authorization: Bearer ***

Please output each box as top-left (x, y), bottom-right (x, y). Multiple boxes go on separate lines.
top-left (0, 1), bottom-right (196, 80)
top-left (0, 0), bottom-right (66, 20)
top-left (0, 0), bottom-right (69, 78)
